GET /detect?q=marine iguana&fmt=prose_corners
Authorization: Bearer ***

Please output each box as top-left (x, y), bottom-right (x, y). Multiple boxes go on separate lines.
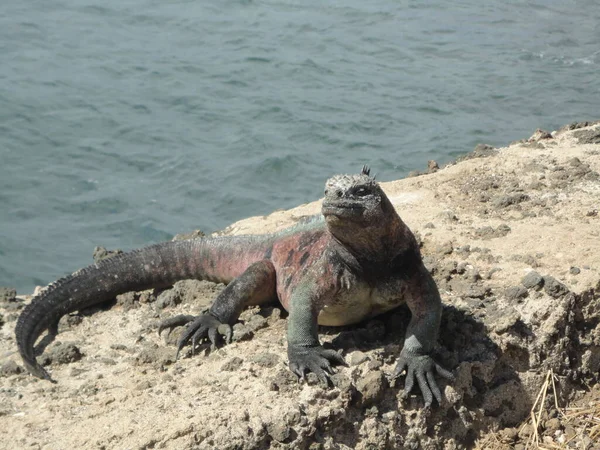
top-left (16, 166), bottom-right (453, 406)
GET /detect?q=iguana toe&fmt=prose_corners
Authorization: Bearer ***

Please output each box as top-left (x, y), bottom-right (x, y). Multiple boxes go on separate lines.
top-left (207, 327), bottom-right (218, 352)
top-left (158, 315), bottom-right (196, 337)
top-left (288, 345), bottom-right (346, 387)
top-left (321, 348), bottom-right (348, 367)
top-left (175, 312), bottom-right (225, 358)
top-left (394, 352), bottom-right (454, 407)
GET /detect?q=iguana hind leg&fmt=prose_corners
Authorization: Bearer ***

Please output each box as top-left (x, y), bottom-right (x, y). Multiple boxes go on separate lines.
top-left (162, 259), bottom-right (277, 356)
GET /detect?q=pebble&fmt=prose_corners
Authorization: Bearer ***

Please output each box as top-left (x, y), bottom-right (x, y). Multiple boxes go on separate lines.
top-left (0, 360), bottom-right (24, 377)
top-left (266, 422), bottom-right (290, 442)
top-left (0, 287), bottom-right (17, 302)
top-left (221, 357), bottom-right (244, 371)
top-left (250, 352), bottom-right (279, 368)
top-left (521, 271), bottom-right (544, 290)
top-left (505, 285), bottom-right (528, 301)
top-left (349, 351), bottom-right (368, 366)
top-left (545, 417), bottom-right (561, 431)
top-left (355, 371), bottom-right (387, 407)
top-left (543, 276), bottom-right (569, 298)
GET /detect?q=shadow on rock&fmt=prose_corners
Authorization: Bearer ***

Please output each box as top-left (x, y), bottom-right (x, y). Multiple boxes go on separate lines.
top-left (315, 303), bottom-right (530, 448)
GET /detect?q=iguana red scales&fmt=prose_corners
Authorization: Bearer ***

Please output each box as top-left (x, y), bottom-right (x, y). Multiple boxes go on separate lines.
top-left (15, 167), bottom-right (453, 406)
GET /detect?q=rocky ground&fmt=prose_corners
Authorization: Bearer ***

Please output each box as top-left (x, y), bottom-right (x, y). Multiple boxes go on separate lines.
top-left (1, 122), bottom-right (599, 450)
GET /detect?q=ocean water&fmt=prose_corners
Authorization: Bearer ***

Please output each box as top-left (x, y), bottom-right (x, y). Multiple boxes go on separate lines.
top-left (1, 0), bottom-right (599, 293)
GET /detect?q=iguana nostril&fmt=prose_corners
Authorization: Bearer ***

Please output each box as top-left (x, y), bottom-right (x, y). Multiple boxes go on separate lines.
top-left (336, 190), bottom-right (343, 198)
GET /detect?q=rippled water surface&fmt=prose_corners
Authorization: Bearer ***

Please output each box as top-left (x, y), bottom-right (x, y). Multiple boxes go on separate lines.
top-left (1, 0), bottom-right (599, 292)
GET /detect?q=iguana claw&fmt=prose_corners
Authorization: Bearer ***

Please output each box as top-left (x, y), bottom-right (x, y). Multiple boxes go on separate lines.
top-left (175, 313), bottom-right (232, 357)
top-left (288, 345), bottom-right (347, 387)
top-left (158, 315), bottom-right (196, 337)
top-left (393, 351), bottom-right (454, 407)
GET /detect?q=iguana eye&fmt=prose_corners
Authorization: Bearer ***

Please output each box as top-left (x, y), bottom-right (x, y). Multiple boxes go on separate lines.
top-left (355, 187), bottom-right (368, 197)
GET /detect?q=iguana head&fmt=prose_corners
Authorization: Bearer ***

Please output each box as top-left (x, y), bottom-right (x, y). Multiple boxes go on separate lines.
top-left (322, 166), bottom-right (402, 255)
top-left (322, 165), bottom-right (382, 221)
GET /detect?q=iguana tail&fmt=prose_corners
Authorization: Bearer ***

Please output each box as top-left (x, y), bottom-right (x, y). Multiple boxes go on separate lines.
top-left (16, 237), bottom-right (272, 380)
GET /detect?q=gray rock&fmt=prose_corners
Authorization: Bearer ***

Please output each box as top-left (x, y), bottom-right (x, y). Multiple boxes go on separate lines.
top-left (269, 368), bottom-right (298, 393)
top-left (221, 357), bottom-right (244, 371)
top-left (543, 276), bottom-right (569, 298)
top-left (135, 345), bottom-right (175, 368)
top-left (474, 224), bottom-right (511, 239)
top-left (172, 229), bottom-right (205, 241)
top-left (558, 121), bottom-right (599, 132)
top-left (492, 194), bottom-right (529, 208)
top-left (436, 241), bottom-right (454, 255)
top-left (521, 271), bottom-right (544, 290)
top-left (355, 371), bottom-right (388, 408)
top-left (464, 284), bottom-right (490, 299)
top-left (247, 314), bottom-right (268, 332)
top-left (156, 280), bottom-right (220, 310)
top-left (349, 351), bottom-right (369, 366)
top-left (573, 128), bottom-right (600, 144)
top-left (0, 287), bottom-right (17, 303)
top-left (250, 352), bottom-right (279, 368)
top-left (0, 360), bottom-right (24, 377)
top-left (457, 144), bottom-right (498, 161)
top-left (330, 372), bottom-right (354, 396)
top-left (491, 310), bottom-right (521, 334)
top-left (115, 291), bottom-right (141, 310)
top-left (367, 359), bottom-right (383, 371)
top-left (266, 422), bottom-right (291, 443)
top-left (529, 129), bottom-right (552, 141)
top-left (92, 246), bottom-right (123, 263)
top-left (505, 285), bottom-right (528, 301)
top-left (45, 343), bottom-right (83, 366)
top-left (155, 289), bottom-right (181, 309)
top-left (232, 323), bottom-right (253, 342)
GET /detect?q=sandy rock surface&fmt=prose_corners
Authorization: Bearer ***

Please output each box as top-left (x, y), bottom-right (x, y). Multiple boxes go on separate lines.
top-left (1, 123), bottom-right (599, 449)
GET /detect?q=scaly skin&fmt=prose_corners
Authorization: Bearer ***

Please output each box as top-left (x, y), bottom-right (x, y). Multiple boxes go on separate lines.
top-left (16, 166), bottom-right (453, 405)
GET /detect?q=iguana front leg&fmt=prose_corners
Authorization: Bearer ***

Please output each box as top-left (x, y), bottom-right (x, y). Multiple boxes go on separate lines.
top-left (287, 284), bottom-right (346, 385)
top-left (160, 260), bottom-right (276, 354)
top-left (393, 265), bottom-right (454, 406)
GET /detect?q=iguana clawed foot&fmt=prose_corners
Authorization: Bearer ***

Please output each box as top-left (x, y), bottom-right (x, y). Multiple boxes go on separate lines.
top-left (159, 313), bottom-right (233, 356)
top-left (287, 344), bottom-right (348, 386)
top-left (392, 350), bottom-right (454, 407)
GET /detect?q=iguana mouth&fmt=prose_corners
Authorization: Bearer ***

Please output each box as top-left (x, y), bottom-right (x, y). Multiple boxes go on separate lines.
top-left (322, 203), bottom-right (365, 218)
